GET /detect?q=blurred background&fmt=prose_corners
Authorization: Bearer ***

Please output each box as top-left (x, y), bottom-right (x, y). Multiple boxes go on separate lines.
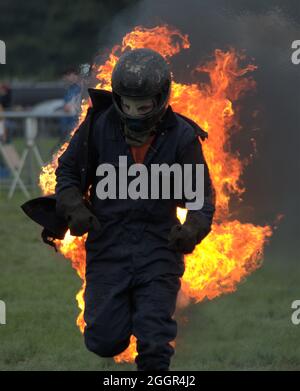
top-left (0, 0), bottom-right (299, 371)
top-left (0, 0), bottom-right (139, 197)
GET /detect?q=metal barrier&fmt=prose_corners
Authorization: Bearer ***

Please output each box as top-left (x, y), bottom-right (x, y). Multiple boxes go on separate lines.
top-left (0, 111), bottom-right (73, 199)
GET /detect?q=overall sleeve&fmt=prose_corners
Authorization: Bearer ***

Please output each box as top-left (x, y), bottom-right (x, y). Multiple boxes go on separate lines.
top-left (55, 107), bottom-right (101, 199)
top-left (177, 134), bottom-right (216, 227)
top-left (55, 125), bottom-right (83, 195)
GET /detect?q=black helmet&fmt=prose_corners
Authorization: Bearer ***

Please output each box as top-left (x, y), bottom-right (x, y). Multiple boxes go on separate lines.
top-left (111, 48), bottom-right (171, 132)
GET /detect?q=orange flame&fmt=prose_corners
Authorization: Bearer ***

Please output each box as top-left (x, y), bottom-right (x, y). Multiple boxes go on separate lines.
top-left (39, 25), bottom-right (272, 365)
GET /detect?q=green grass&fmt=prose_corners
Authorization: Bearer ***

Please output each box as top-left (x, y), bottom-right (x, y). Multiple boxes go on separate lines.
top-left (0, 192), bottom-right (300, 371)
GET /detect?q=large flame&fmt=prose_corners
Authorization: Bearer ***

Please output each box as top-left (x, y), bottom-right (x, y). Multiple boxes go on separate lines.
top-left (39, 25), bottom-right (272, 364)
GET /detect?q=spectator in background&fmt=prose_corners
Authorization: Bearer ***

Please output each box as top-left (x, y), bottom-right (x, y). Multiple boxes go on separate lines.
top-left (60, 68), bottom-right (82, 143)
top-left (0, 83), bottom-right (12, 143)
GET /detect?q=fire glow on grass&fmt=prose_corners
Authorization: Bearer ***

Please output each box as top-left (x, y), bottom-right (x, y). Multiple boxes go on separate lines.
top-left (39, 25), bottom-right (272, 364)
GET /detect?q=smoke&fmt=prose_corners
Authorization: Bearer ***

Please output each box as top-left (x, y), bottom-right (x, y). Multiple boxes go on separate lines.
top-left (96, 0), bottom-right (300, 258)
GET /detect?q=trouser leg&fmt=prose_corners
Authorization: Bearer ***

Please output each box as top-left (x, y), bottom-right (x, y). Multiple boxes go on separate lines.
top-left (132, 273), bottom-right (181, 371)
top-left (83, 269), bottom-right (132, 358)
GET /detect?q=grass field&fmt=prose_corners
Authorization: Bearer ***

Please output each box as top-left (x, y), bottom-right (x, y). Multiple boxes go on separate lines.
top-left (0, 192), bottom-right (300, 371)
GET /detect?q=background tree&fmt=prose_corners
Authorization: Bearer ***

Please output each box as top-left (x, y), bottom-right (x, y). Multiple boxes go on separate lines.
top-left (0, 0), bottom-right (138, 79)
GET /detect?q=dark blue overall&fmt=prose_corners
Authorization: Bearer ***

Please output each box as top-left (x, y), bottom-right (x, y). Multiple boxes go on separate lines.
top-left (55, 100), bottom-right (215, 370)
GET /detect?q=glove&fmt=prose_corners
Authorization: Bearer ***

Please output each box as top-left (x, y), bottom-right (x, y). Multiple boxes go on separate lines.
top-left (56, 187), bottom-right (101, 236)
top-left (168, 212), bottom-right (211, 254)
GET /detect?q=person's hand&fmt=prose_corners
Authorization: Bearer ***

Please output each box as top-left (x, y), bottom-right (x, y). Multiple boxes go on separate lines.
top-left (56, 187), bottom-right (101, 237)
top-left (168, 224), bottom-right (199, 254)
top-left (64, 103), bottom-right (73, 113)
top-left (66, 203), bottom-right (101, 236)
top-left (168, 212), bottom-right (211, 254)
